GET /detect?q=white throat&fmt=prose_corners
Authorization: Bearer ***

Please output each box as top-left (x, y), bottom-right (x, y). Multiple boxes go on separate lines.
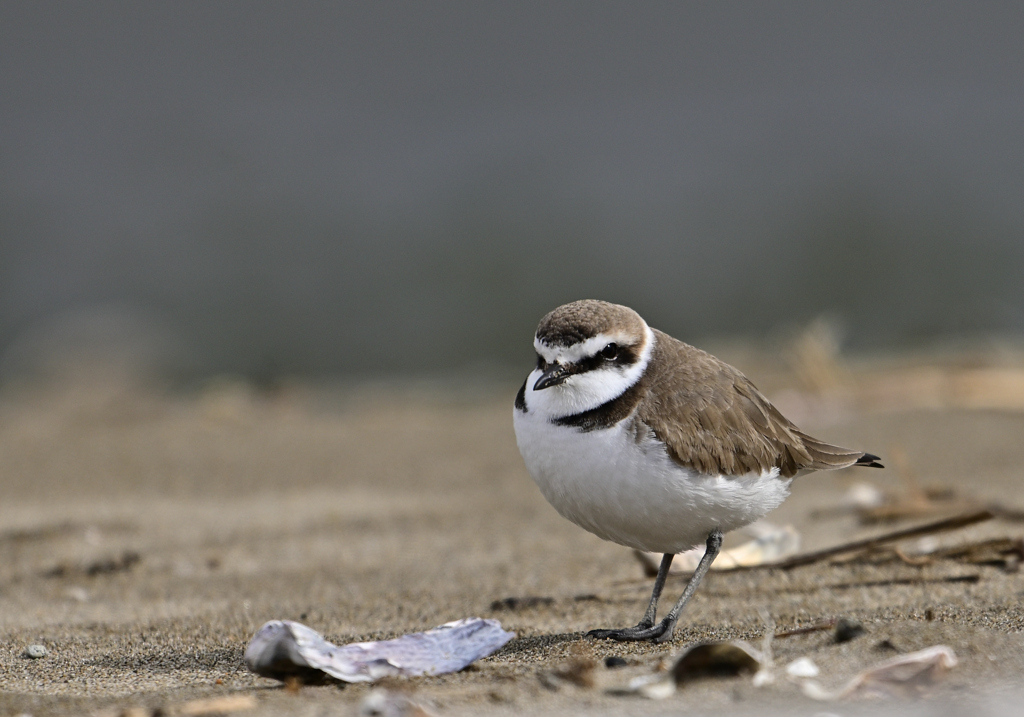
top-left (525, 326), bottom-right (655, 419)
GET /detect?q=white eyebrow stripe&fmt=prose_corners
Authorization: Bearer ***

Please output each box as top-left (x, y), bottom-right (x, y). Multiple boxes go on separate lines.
top-left (534, 330), bottom-right (644, 365)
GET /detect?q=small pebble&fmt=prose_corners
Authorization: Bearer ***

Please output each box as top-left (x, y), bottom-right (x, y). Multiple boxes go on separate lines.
top-left (834, 617), bottom-right (865, 643)
top-left (24, 644), bottom-right (47, 659)
top-left (605, 656), bottom-right (627, 669)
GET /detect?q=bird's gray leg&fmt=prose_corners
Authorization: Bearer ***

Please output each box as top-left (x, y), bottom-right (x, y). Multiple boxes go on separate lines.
top-left (588, 529), bottom-right (723, 642)
top-left (586, 553), bottom-right (674, 640)
top-left (651, 528), bottom-right (723, 643)
top-left (638, 552), bottom-right (674, 627)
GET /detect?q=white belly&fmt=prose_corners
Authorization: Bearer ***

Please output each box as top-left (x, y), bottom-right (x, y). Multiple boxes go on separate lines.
top-left (513, 407), bottom-right (792, 553)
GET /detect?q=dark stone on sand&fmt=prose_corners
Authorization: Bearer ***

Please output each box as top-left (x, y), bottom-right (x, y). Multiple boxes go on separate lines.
top-left (834, 617), bottom-right (866, 643)
top-left (489, 596), bottom-right (555, 611)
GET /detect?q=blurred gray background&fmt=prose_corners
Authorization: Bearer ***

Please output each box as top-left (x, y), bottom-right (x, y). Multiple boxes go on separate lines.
top-left (1, 2), bottom-right (1022, 381)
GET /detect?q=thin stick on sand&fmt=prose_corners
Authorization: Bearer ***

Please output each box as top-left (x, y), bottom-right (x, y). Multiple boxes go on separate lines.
top-left (776, 510), bottom-right (994, 570)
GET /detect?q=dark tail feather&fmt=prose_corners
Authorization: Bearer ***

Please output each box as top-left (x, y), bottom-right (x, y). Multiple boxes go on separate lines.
top-left (795, 431), bottom-right (867, 470)
top-left (855, 452), bottom-right (884, 469)
top-left (791, 429), bottom-right (885, 471)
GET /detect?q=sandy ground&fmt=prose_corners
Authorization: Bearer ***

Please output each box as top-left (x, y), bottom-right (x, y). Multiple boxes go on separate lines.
top-left (3, 353), bottom-right (1024, 716)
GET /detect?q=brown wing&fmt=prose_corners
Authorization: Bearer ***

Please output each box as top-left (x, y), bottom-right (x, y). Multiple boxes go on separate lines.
top-left (637, 330), bottom-right (870, 478)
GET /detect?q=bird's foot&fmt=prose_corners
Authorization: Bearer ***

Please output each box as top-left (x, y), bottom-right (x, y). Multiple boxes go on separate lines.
top-left (586, 617), bottom-right (674, 642)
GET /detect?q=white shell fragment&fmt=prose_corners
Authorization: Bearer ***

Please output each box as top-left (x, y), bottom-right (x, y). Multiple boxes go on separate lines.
top-left (623, 673), bottom-right (678, 700)
top-left (785, 656), bottom-right (820, 678)
top-left (244, 618), bottom-right (514, 684)
top-left (800, 645), bottom-right (958, 700)
top-left (842, 481), bottom-right (886, 510)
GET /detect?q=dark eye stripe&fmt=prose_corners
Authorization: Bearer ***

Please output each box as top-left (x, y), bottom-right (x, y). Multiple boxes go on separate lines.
top-left (612, 344), bottom-right (639, 366)
top-left (573, 344), bottom-right (639, 374)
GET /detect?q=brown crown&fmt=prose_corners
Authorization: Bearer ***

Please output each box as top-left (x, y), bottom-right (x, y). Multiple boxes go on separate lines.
top-left (535, 300), bottom-right (646, 347)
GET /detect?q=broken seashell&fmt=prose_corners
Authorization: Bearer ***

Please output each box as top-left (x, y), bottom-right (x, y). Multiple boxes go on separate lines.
top-left (671, 641), bottom-right (765, 683)
top-left (244, 618), bottom-right (514, 684)
top-left (801, 645), bottom-right (957, 700)
top-left (611, 640), bottom-right (769, 700)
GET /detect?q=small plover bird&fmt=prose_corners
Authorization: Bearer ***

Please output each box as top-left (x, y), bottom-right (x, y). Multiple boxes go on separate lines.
top-left (513, 300), bottom-right (882, 642)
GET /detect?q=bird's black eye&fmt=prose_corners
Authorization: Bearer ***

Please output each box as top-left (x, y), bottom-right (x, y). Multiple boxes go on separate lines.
top-left (600, 343), bottom-right (618, 360)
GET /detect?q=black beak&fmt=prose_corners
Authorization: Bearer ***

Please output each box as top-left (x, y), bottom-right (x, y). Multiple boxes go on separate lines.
top-left (534, 362), bottom-right (577, 391)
